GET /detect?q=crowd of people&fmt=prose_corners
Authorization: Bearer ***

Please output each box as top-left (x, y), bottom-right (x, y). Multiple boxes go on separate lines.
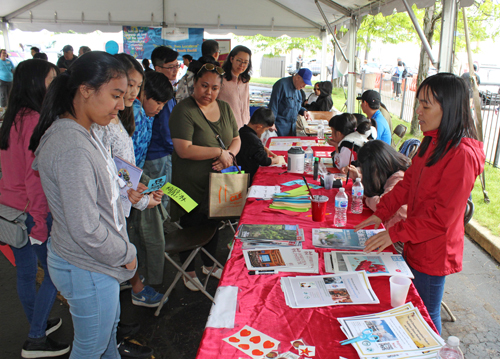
top-left (0, 40), bottom-right (485, 359)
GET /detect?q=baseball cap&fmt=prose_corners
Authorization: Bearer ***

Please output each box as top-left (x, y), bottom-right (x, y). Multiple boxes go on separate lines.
top-left (297, 68), bottom-right (312, 86)
top-left (62, 45), bottom-right (73, 53)
top-left (356, 90), bottom-right (381, 105)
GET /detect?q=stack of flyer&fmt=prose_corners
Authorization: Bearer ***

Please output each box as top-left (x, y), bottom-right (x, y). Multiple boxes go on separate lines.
top-left (236, 224), bottom-right (304, 249)
top-left (243, 247), bottom-right (318, 274)
top-left (338, 303), bottom-right (445, 358)
top-left (312, 228), bottom-right (384, 250)
top-left (280, 271), bottom-right (379, 308)
top-left (324, 252), bottom-right (414, 278)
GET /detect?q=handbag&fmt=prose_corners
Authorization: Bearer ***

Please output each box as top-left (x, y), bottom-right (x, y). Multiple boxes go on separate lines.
top-left (208, 155), bottom-right (249, 219)
top-left (0, 202), bottom-right (29, 248)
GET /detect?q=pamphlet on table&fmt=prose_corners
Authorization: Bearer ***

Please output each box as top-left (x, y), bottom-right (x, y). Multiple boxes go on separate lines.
top-left (280, 271), bottom-right (379, 308)
top-left (236, 224), bottom-right (305, 249)
top-left (113, 156), bottom-right (143, 217)
top-left (247, 185), bottom-right (281, 200)
top-left (312, 228), bottom-right (384, 250)
top-left (338, 303), bottom-right (445, 358)
top-left (242, 247), bottom-right (318, 273)
top-left (324, 252), bottom-right (414, 278)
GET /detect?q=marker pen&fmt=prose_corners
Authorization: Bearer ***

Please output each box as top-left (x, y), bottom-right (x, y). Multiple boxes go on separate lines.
top-left (248, 270), bottom-right (277, 275)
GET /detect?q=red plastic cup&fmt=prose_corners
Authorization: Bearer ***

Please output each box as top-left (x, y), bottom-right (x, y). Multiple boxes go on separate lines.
top-left (311, 195), bottom-right (329, 222)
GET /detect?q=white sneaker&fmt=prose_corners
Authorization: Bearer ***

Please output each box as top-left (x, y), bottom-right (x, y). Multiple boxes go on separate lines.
top-left (183, 276), bottom-right (202, 291)
top-left (202, 266), bottom-right (222, 280)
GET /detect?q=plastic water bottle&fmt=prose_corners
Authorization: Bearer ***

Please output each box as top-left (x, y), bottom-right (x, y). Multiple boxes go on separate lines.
top-left (351, 178), bottom-right (364, 214)
top-left (437, 336), bottom-right (463, 359)
top-left (317, 124), bottom-right (324, 140)
top-left (304, 145), bottom-right (314, 173)
top-left (334, 188), bottom-right (348, 227)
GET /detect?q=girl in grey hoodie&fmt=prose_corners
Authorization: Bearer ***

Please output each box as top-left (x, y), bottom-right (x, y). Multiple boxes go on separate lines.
top-left (30, 51), bottom-right (137, 359)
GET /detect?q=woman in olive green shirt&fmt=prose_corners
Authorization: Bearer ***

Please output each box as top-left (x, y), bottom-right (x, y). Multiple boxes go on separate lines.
top-left (169, 63), bottom-right (240, 291)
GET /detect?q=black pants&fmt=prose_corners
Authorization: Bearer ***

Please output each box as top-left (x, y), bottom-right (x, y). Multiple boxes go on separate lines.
top-left (0, 79), bottom-right (12, 107)
top-left (178, 211), bottom-right (219, 272)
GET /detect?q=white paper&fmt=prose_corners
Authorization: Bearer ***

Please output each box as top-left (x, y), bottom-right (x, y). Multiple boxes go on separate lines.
top-left (205, 286), bottom-right (238, 329)
top-left (281, 271), bottom-right (379, 308)
top-left (247, 185), bottom-right (281, 199)
top-left (242, 247), bottom-right (318, 273)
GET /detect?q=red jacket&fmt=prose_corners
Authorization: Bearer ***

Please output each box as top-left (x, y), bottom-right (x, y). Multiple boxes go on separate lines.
top-left (0, 109), bottom-right (50, 242)
top-left (374, 130), bottom-right (485, 276)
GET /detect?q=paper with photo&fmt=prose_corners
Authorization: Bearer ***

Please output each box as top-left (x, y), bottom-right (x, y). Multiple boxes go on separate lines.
top-left (312, 228), bottom-right (384, 249)
top-left (243, 247), bottom-right (318, 273)
top-left (342, 253), bottom-right (414, 278)
top-left (113, 156), bottom-right (143, 217)
top-left (142, 175), bottom-right (167, 193)
top-left (281, 271), bottom-right (379, 308)
top-left (339, 308), bottom-right (444, 357)
top-left (324, 250), bottom-right (363, 273)
top-left (222, 325), bottom-right (279, 359)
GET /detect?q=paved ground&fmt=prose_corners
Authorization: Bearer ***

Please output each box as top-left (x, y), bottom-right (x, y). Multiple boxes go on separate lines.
top-left (2, 231), bottom-right (500, 358)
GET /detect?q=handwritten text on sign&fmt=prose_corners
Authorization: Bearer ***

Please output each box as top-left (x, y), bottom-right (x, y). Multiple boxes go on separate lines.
top-left (161, 182), bottom-right (198, 213)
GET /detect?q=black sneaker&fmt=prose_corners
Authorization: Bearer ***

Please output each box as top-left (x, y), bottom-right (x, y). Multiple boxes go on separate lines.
top-left (117, 322), bottom-right (141, 342)
top-left (21, 336), bottom-right (70, 358)
top-left (45, 318), bottom-right (62, 336)
top-left (118, 340), bottom-right (153, 359)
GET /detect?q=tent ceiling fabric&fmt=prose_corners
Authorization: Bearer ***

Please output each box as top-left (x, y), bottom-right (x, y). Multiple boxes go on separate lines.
top-left (2, 0), bottom-right (475, 36)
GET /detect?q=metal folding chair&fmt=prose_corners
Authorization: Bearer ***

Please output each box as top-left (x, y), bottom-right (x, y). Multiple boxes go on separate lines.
top-left (154, 223), bottom-right (224, 316)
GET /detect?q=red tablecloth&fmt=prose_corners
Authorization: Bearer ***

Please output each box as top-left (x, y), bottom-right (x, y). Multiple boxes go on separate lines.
top-left (196, 166), bottom-right (437, 358)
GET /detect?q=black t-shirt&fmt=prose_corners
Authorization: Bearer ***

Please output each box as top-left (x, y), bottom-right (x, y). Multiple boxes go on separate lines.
top-left (57, 55), bottom-right (78, 70)
top-left (236, 125), bottom-right (272, 183)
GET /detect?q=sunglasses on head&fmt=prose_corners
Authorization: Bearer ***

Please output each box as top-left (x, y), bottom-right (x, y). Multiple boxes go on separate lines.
top-left (197, 63), bottom-right (225, 76)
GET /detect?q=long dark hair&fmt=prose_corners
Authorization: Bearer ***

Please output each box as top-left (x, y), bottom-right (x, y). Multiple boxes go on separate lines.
top-left (222, 45), bottom-right (252, 83)
top-left (0, 59), bottom-right (59, 150)
top-left (358, 140), bottom-right (411, 197)
top-left (29, 51), bottom-right (127, 152)
top-left (114, 53), bottom-right (144, 136)
top-left (416, 73), bottom-right (478, 166)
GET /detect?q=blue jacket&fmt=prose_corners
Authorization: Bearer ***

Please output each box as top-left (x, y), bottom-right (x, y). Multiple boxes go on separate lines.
top-left (268, 76), bottom-right (306, 136)
top-left (372, 110), bottom-right (391, 145)
top-left (146, 98), bottom-right (176, 161)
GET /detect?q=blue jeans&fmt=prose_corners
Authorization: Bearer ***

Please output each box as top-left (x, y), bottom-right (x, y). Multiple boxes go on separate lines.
top-left (10, 213), bottom-right (56, 339)
top-left (47, 241), bottom-right (120, 359)
top-left (410, 265), bottom-right (446, 334)
top-left (143, 154), bottom-right (172, 211)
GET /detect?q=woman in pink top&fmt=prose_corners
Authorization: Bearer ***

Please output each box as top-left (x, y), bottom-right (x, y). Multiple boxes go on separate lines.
top-left (0, 59), bottom-right (70, 357)
top-left (218, 45), bottom-right (252, 129)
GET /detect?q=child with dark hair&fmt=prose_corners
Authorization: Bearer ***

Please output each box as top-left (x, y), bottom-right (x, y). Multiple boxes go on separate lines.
top-left (236, 108), bottom-right (284, 182)
top-left (328, 113), bottom-right (374, 170)
top-left (129, 70), bottom-right (174, 291)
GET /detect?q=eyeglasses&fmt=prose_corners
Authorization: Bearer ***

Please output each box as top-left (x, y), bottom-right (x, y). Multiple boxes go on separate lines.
top-left (234, 58), bottom-right (249, 66)
top-left (197, 63), bottom-right (225, 76)
top-left (158, 64), bottom-right (181, 71)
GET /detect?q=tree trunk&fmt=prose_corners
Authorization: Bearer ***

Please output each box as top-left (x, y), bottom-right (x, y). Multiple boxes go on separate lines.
top-left (410, 5), bottom-right (437, 136)
top-left (364, 33), bottom-right (371, 62)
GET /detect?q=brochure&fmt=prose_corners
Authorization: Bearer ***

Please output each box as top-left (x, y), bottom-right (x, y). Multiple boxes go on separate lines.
top-left (242, 247), bottom-right (318, 273)
top-left (247, 185), bottom-right (281, 199)
top-left (237, 224), bottom-right (299, 242)
top-left (312, 228), bottom-right (385, 250)
top-left (280, 271), bottom-right (379, 308)
top-left (338, 305), bottom-right (445, 358)
top-left (113, 156), bottom-right (143, 217)
top-left (324, 252), bottom-right (414, 278)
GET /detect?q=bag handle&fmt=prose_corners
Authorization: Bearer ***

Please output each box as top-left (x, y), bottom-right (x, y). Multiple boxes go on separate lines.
top-left (228, 152), bottom-right (242, 174)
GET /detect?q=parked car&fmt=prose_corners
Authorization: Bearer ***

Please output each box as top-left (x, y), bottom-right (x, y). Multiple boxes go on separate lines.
top-left (287, 59), bottom-right (322, 76)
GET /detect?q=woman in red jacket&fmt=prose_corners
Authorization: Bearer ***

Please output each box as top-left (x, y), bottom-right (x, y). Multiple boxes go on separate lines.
top-left (355, 73), bottom-right (485, 334)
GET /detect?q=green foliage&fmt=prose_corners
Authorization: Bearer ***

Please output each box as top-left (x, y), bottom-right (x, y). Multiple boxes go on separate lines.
top-left (471, 164), bottom-right (500, 236)
top-left (236, 34), bottom-right (323, 57)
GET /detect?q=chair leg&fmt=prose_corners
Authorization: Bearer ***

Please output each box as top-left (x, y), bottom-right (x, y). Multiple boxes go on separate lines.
top-left (200, 247), bottom-right (225, 271)
top-left (441, 301), bottom-right (457, 322)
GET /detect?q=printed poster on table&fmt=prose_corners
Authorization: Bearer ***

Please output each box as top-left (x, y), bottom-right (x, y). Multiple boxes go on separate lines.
top-left (123, 26), bottom-right (203, 60)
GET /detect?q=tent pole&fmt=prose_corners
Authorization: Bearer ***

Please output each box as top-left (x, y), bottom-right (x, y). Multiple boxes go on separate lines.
top-left (438, 0), bottom-right (457, 73)
top-left (462, 7), bottom-right (489, 203)
top-left (401, 0), bottom-right (437, 66)
top-left (1, 22), bottom-right (11, 51)
top-left (315, 0), bottom-right (348, 63)
top-left (346, 15), bottom-right (357, 113)
top-left (320, 29), bottom-right (328, 81)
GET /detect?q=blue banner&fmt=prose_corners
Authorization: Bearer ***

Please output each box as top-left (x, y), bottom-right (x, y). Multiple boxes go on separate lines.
top-left (123, 27), bottom-right (203, 60)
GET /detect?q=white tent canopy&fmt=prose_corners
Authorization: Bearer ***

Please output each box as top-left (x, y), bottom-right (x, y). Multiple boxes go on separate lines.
top-left (1, 0), bottom-right (473, 36)
top-left (1, 0), bottom-right (475, 111)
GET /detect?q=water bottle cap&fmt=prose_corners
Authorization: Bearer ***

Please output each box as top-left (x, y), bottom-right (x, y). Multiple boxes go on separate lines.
top-left (355, 178), bottom-right (361, 182)
top-left (339, 188), bottom-right (345, 193)
top-left (447, 336), bottom-right (460, 347)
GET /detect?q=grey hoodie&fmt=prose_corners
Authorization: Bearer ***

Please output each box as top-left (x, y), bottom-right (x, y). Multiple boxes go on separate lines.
top-left (33, 118), bottom-right (136, 283)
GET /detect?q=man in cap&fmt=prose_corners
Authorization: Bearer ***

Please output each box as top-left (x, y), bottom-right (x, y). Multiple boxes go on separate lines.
top-left (57, 45), bottom-right (78, 72)
top-left (269, 68), bottom-right (312, 136)
top-left (357, 90), bottom-right (391, 145)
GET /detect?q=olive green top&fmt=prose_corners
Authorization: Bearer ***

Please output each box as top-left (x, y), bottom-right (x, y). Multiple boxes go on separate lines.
top-left (169, 97), bottom-right (238, 220)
